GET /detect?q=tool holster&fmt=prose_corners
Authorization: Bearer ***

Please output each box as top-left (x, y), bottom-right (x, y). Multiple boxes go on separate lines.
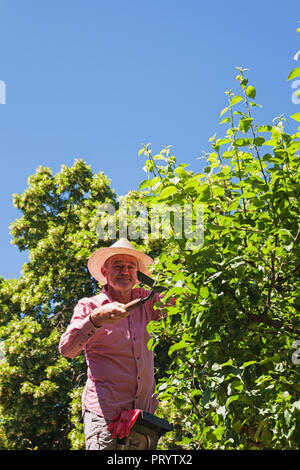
top-left (116, 410), bottom-right (173, 450)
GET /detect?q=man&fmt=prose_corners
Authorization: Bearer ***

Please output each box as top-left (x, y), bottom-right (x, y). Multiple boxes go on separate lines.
top-left (58, 238), bottom-right (165, 450)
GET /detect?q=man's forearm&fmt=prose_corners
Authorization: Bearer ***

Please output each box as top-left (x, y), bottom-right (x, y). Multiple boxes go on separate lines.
top-left (58, 314), bottom-right (97, 358)
top-left (90, 302), bottom-right (129, 327)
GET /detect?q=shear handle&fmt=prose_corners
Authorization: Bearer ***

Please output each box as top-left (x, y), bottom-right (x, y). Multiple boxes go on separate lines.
top-left (125, 291), bottom-right (155, 311)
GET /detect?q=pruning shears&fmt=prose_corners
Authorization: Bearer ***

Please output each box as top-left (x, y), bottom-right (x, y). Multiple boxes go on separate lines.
top-left (124, 271), bottom-right (165, 312)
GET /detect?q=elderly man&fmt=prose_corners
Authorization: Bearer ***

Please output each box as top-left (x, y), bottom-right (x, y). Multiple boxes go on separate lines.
top-left (58, 238), bottom-right (165, 450)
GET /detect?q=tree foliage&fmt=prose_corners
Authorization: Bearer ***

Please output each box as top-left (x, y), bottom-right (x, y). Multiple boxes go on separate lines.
top-left (0, 160), bottom-right (117, 449)
top-left (139, 68), bottom-right (300, 449)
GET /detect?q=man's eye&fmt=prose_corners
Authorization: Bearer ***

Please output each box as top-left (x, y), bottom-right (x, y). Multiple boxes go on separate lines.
top-left (113, 264), bottom-right (136, 270)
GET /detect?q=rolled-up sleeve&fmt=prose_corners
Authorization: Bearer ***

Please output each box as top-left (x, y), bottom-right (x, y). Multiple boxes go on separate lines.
top-left (58, 299), bottom-right (97, 358)
top-left (145, 291), bottom-right (164, 321)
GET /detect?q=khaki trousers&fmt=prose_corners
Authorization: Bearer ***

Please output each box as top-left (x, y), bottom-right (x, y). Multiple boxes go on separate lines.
top-left (83, 410), bottom-right (159, 450)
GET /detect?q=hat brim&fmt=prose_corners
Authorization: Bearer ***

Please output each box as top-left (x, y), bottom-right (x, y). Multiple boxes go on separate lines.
top-left (87, 246), bottom-right (154, 284)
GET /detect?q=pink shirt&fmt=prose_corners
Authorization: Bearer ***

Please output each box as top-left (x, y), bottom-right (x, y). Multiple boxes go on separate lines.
top-left (58, 286), bottom-right (161, 420)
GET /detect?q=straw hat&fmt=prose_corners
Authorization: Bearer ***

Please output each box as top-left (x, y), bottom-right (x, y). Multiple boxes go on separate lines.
top-left (87, 238), bottom-right (154, 284)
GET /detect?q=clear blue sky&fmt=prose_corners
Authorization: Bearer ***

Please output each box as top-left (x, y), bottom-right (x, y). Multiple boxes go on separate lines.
top-left (0, 0), bottom-right (299, 279)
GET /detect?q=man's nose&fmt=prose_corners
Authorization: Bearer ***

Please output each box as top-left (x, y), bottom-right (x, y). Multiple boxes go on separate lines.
top-left (120, 265), bottom-right (130, 274)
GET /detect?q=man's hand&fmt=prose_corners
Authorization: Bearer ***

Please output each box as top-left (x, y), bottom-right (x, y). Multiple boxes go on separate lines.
top-left (90, 302), bottom-right (128, 328)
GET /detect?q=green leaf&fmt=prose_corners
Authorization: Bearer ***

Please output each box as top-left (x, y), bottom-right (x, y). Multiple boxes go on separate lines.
top-left (139, 176), bottom-right (161, 190)
top-left (242, 360), bottom-right (257, 369)
top-left (222, 150), bottom-right (234, 159)
top-left (249, 101), bottom-right (262, 108)
top-left (139, 179), bottom-right (152, 190)
top-left (201, 387), bottom-right (211, 405)
top-left (287, 67), bottom-right (300, 81)
top-left (226, 395), bottom-right (239, 407)
top-left (233, 138), bottom-right (252, 147)
top-left (230, 95), bottom-right (243, 106)
top-left (213, 426), bottom-right (226, 440)
top-left (159, 185), bottom-right (178, 199)
top-left (220, 107), bottom-right (229, 116)
top-left (214, 138), bottom-right (231, 147)
top-left (239, 117), bottom-right (253, 133)
top-left (246, 86), bottom-right (256, 98)
top-left (200, 286), bottom-right (209, 298)
top-left (147, 337), bottom-right (155, 351)
top-left (168, 340), bottom-right (187, 356)
top-left (290, 112), bottom-right (300, 122)
top-left (221, 359), bottom-right (234, 367)
top-left (220, 117), bottom-right (231, 124)
top-left (212, 359), bottom-right (233, 371)
top-left (257, 125), bottom-right (273, 132)
top-left (253, 137), bottom-right (265, 146)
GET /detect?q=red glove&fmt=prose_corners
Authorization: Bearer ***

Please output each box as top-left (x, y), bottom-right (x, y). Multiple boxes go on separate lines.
top-left (108, 409), bottom-right (142, 440)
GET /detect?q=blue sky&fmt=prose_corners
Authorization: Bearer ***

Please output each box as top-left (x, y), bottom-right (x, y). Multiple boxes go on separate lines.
top-left (0, 0), bottom-right (299, 279)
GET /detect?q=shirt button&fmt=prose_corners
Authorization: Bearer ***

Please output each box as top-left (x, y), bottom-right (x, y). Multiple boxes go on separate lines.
top-left (138, 376), bottom-right (141, 380)
top-left (136, 356), bottom-right (140, 360)
top-left (133, 337), bottom-right (136, 341)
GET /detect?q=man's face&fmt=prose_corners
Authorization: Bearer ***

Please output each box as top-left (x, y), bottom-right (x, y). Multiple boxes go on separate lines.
top-left (101, 254), bottom-right (138, 292)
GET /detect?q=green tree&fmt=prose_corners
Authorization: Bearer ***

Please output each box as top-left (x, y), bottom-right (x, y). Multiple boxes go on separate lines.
top-left (0, 160), bottom-right (117, 449)
top-left (139, 67), bottom-right (300, 449)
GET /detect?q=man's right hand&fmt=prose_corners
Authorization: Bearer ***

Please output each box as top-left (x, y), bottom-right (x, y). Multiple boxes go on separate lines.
top-left (89, 302), bottom-right (128, 328)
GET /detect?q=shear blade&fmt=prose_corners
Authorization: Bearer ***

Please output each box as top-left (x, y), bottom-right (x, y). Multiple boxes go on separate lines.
top-left (137, 270), bottom-right (165, 293)
top-left (137, 270), bottom-right (155, 287)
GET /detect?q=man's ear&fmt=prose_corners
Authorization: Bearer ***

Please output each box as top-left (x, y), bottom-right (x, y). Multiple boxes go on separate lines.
top-left (101, 265), bottom-right (107, 279)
